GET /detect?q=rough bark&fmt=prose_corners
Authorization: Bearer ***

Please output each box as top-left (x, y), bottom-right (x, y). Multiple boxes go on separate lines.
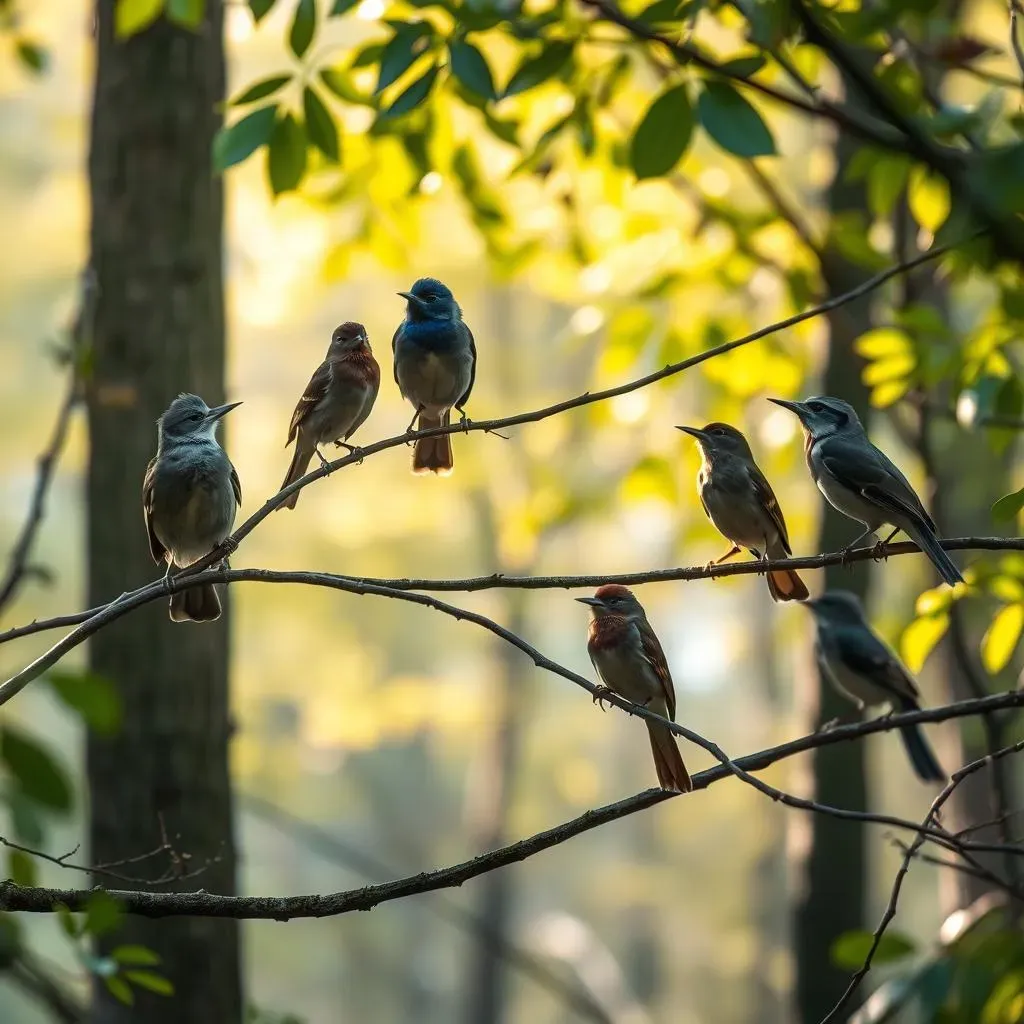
top-left (791, 133), bottom-right (871, 1020)
top-left (85, 3), bottom-right (240, 1022)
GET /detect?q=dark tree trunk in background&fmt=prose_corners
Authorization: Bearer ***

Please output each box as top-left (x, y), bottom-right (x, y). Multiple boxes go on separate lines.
top-left (791, 132), bottom-right (871, 1021)
top-left (85, 4), bottom-right (240, 1022)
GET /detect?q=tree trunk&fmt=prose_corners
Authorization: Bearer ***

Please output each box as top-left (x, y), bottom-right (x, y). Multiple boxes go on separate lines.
top-left (85, 3), bottom-right (240, 1022)
top-left (791, 132), bottom-right (871, 1021)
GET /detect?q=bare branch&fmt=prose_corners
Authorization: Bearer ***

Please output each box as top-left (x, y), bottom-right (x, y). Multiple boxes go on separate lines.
top-left (820, 740), bottom-right (1024, 1023)
top-left (0, 701), bottom-right (1019, 921)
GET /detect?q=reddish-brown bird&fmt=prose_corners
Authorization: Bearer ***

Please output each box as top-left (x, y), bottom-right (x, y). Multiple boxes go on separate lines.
top-left (278, 322), bottom-right (380, 510)
top-left (577, 585), bottom-right (693, 793)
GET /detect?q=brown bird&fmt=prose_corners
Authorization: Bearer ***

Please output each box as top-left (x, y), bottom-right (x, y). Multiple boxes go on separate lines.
top-left (576, 585), bottom-right (693, 793)
top-left (278, 322), bottom-right (380, 510)
top-left (677, 422), bottom-right (808, 602)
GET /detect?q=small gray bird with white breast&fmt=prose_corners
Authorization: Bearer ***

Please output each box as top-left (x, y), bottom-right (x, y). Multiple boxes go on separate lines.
top-left (807, 591), bottom-right (944, 783)
top-left (768, 395), bottom-right (963, 587)
top-left (143, 393), bottom-right (242, 623)
top-left (676, 421), bottom-right (808, 602)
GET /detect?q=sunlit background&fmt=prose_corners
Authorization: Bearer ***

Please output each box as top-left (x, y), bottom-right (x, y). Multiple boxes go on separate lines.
top-left (0, 0), bottom-right (1009, 1020)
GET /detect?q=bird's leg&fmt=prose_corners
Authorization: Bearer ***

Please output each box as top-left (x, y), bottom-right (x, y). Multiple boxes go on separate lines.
top-left (456, 405), bottom-right (470, 432)
top-left (314, 447), bottom-right (332, 472)
top-left (872, 527), bottom-right (900, 562)
top-left (212, 536), bottom-right (238, 566)
top-left (840, 528), bottom-right (876, 567)
top-left (405, 405), bottom-right (424, 436)
top-left (706, 545), bottom-right (741, 575)
top-left (592, 685), bottom-right (615, 711)
top-left (162, 559), bottom-right (175, 597)
top-left (334, 441), bottom-right (364, 463)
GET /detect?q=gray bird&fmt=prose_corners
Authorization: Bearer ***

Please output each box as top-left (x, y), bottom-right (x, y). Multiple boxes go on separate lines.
top-left (806, 591), bottom-right (944, 783)
top-left (768, 395), bottom-right (963, 587)
top-left (143, 393), bottom-right (242, 623)
top-left (677, 422), bottom-right (808, 602)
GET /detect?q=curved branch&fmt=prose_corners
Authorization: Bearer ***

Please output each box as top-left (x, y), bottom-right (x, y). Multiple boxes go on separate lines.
top-left (0, 695), bottom-right (1019, 921)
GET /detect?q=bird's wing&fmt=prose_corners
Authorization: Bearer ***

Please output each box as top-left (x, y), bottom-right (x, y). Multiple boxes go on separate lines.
top-left (819, 435), bottom-right (935, 531)
top-left (391, 323), bottom-right (404, 391)
top-left (831, 626), bottom-right (920, 702)
top-left (286, 359), bottom-right (331, 447)
top-left (142, 457), bottom-right (166, 565)
top-left (230, 459), bottom-right (242, 508)
top-left (746, 461), bottom-right (792, 554)
top-left (637, 619), bottom-right (677, 721)
top-left (455, 321), bottom-right (477, 410)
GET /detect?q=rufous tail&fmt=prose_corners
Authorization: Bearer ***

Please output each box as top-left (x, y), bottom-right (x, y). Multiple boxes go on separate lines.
top-left (646, 722), bottom-right (693, 793)
top-left (278, 446), bottom-right (313, 510)
top-left (767, 568), bottom-right (809, 602)
top-left (412, 411), bottom-right (453, 475)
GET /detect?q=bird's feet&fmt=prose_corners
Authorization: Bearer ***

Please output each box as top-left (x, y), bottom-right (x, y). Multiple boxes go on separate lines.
top-left (817, 717), bottom-right (842, 733)
top-left (871, 539), bottom-right (889, 563)
top-left (315, 448), bottom-right (333, 473)
top-left (334, 441), bottom-right (364, 464)
top-left (457, 408), bottom-right (470, 432)
top-left (213, 537), bottom-right (238, 565)
top-left (592, 685), bottom-right (615, 711)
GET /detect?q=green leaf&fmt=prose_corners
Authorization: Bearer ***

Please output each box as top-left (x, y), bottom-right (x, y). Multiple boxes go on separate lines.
top-left (0, 915), bottom-right (22, 968)
top-left (330, 0), bottom-right (359, 12)
top-left (8, 792), bottom-right (44, 846)
top-left (319, 67), bottom-right (375, 106)
top-left (697, 80), bottom-right (775, 158)
top-left (992, 488), bottom-right (1024, 521)
top-left (379, 64), bottom-right (439, 121)
top-left (112, 945), bottom-right (162, 966)
top-left (15, 40), bottom-right (49, 74)
top-left (47, 670), bottom-right (122, 735)
top-left (629, 83), bottom-right (693, 179)
top-left (106, 975), bottom-right (134, 1006)
top-left (503, 41), bottom-right (573, 97)
top-left (982, 603), bottom-right (1024, 673)
top-left (1, 725), bottom-right (72, 811)
top-left (866, 153), bottom-right (910, 219)
top-left (213, 105), bottom-right (277, 172)
top-left (267, 112), bottom-right (308, 195)
top-left (115, 0), bottom-right (164, 38)
top-left (288, 0), bottom-right (316, 59)
top-left (376, 24), bottom-right (433, 94)
top-left (901, 613), bottom-right (949, 673)
top-left (831, 929), bottom-right (916, 970)
top-left (302, 86), bottom-right (340, 161)
top-left (448, 40), bottom-right (496, 100)
top-left (85, 892), bottom-right (124, 938)
top-left (165, 0), bottom-right (204, 27)
top-left (352, 42), bottom-right (384, 68)
top-left (249, 0), bottom-right (276, 22)
top-left (55, 903), bottom-right (80, 939)
top-left (230, 74), bottom-right (292, 105)
top-left (125, 970), bottom-right (175, 996)
top-left (718, 54), bottom-right (766, 77)
top-left (7, 849), bottom-right (36, 888)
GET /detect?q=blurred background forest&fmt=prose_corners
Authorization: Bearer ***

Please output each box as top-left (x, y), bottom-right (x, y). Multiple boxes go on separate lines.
top-left (1, 0), bottom-right (1024, 1021)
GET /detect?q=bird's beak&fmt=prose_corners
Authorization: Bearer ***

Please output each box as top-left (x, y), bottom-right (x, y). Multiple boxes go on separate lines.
top-left (398, 291), bottom-right (429, 313)
top-left (675, 425), bottom-right (707, 442)
top-left (767, 397), bottom-right (807, 420)
top-left (575, 596), bottom-right (604, 607)
top-left (205, 401), bottom-right (243, 422)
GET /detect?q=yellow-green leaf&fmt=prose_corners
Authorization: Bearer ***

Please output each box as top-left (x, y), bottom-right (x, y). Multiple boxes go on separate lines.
top-left (116, 0), bottom-right (164, 37)
top-left (982, 603), bottom-right (1024, 673)
top-left (901, 613), bottom-right (949, 673)
top-left (909, 165), bottom-right (951, 233)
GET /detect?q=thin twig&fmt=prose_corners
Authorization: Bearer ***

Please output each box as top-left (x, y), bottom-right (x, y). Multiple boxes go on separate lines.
top-left (820, 740), bottom-right (1024, 1023)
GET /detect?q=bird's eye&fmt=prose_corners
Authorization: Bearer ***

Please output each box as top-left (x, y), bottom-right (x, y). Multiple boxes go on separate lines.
top-left (189, 412), bottom-right (204, 422)
top-left (809, 401), bottom-right (825, 413)
top-left (711, 427), bottom-right (723, 435)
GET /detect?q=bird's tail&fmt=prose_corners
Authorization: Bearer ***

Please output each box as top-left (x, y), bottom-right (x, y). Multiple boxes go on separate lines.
top-left (278, 445), bottom-right (313, 510)
top-left (413, 410), bottom-right (453, 475)
top-left (897, 698), bottom-right (945, 783)
top-left (904, 519), bottom-right (964, 587)
top-left (765, 541), bottom-right (809, 602)
top-left (646, 721), bottom-right (693, 793)
top-left (169, 582), bottom-right (222, 623)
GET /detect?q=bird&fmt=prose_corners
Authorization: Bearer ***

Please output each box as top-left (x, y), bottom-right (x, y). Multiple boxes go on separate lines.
top-left (143, 393), bottom-right (242, 623)
top-left (768, 395), bottom-right (964, 587)
top-left (392, 277), bottom-right (476, 475)
top-left (806, 590), bottom-right (945, 783)
top-left (278, 322), bottom-right (380, 510)
top-left (576, 585), bottom-right (693, 793)
top-left (677, 422), bottom-right (809, 602)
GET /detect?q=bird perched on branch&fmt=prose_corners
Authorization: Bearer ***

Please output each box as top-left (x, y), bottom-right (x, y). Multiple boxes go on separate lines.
top-left (677, 422), bottom-right (808, 602)
top-left (392, 277), bottom-right (476, 475)
top-left (806, 591), bottom-right (945, 783)
top-left (278, 322), bottom-right (380, 510)
top-left (576, 585), bottom-right (692, 793)
top-left (768, 395), bottom-right (963, 587)
top-left (143, 393), bottom-right (242, 623)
